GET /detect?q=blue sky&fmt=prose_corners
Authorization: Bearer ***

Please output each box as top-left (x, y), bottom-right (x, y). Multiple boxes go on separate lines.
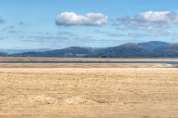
top-left (0, 0), bottom-right (178, 49)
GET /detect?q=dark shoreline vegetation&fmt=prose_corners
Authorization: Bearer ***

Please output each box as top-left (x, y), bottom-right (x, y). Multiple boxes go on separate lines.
top-left (1, 41), bottom-right (178, 58)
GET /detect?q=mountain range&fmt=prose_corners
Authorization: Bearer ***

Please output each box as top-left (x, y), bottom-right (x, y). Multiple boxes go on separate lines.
top-left (1, 41), bottom-right (178, 58)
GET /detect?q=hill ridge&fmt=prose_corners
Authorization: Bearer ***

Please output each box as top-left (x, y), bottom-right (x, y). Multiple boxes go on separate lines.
top-left (1, 41), bottom-right (177, 57)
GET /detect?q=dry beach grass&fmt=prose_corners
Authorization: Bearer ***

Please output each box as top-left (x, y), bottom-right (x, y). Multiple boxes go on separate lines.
top-left (0, 62), bottom-right (178, 118)
top-left (0, 57), bottom-right (178, 62)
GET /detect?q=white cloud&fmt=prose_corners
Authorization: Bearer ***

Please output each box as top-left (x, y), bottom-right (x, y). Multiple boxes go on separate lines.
top-left (56, 12), bottom-right (108, 26)
top-left (115, 10), bottom-right (178, 31)
top-left (139, 11), bottom-right (178, 23)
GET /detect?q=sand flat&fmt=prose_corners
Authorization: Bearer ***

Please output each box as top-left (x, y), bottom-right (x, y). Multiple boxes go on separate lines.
top-left (0, 67), bottom-right (178, 118)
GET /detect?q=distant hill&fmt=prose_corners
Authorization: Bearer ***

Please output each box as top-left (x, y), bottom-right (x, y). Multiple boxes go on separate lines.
top-left (12, 47), bottom-right (94, 57)
top-left (0, 49), bottom-right (51, 54)
top-left (95, 41), bottom-right (171, 57)
top-left (0, 52), bottom-right (8, 56)
top-left (160, 43), bottom-right (178, 57)
top-left (9, 41), bottom-right (178, 57)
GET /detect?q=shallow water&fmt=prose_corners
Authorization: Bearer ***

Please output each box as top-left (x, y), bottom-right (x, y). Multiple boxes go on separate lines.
top-left (0, 61), bottom-right (178, 65)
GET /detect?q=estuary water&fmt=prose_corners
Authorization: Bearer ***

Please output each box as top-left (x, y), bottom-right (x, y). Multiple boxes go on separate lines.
top-left (0, 61), bottom-right (178, 65)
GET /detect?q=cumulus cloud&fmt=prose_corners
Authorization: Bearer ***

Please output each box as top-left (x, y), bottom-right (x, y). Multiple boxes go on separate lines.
top-left (56, 12), bottom-right (108, 26)
top-left (115, 10), bottom-right (178, 31)
top-left (139, 11), bottom-right (178, 23)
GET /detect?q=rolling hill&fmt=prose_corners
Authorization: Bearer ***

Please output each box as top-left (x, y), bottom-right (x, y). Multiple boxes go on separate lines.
top-left (6, 41), bottom-right (178, 58)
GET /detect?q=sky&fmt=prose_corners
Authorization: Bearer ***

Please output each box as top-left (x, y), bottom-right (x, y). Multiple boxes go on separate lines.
top-left (0, 0), bottom-right (178, 49)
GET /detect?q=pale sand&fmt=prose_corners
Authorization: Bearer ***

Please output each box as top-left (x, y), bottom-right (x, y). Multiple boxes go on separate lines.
top-left (0, 67), bottom-right (178, 118)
